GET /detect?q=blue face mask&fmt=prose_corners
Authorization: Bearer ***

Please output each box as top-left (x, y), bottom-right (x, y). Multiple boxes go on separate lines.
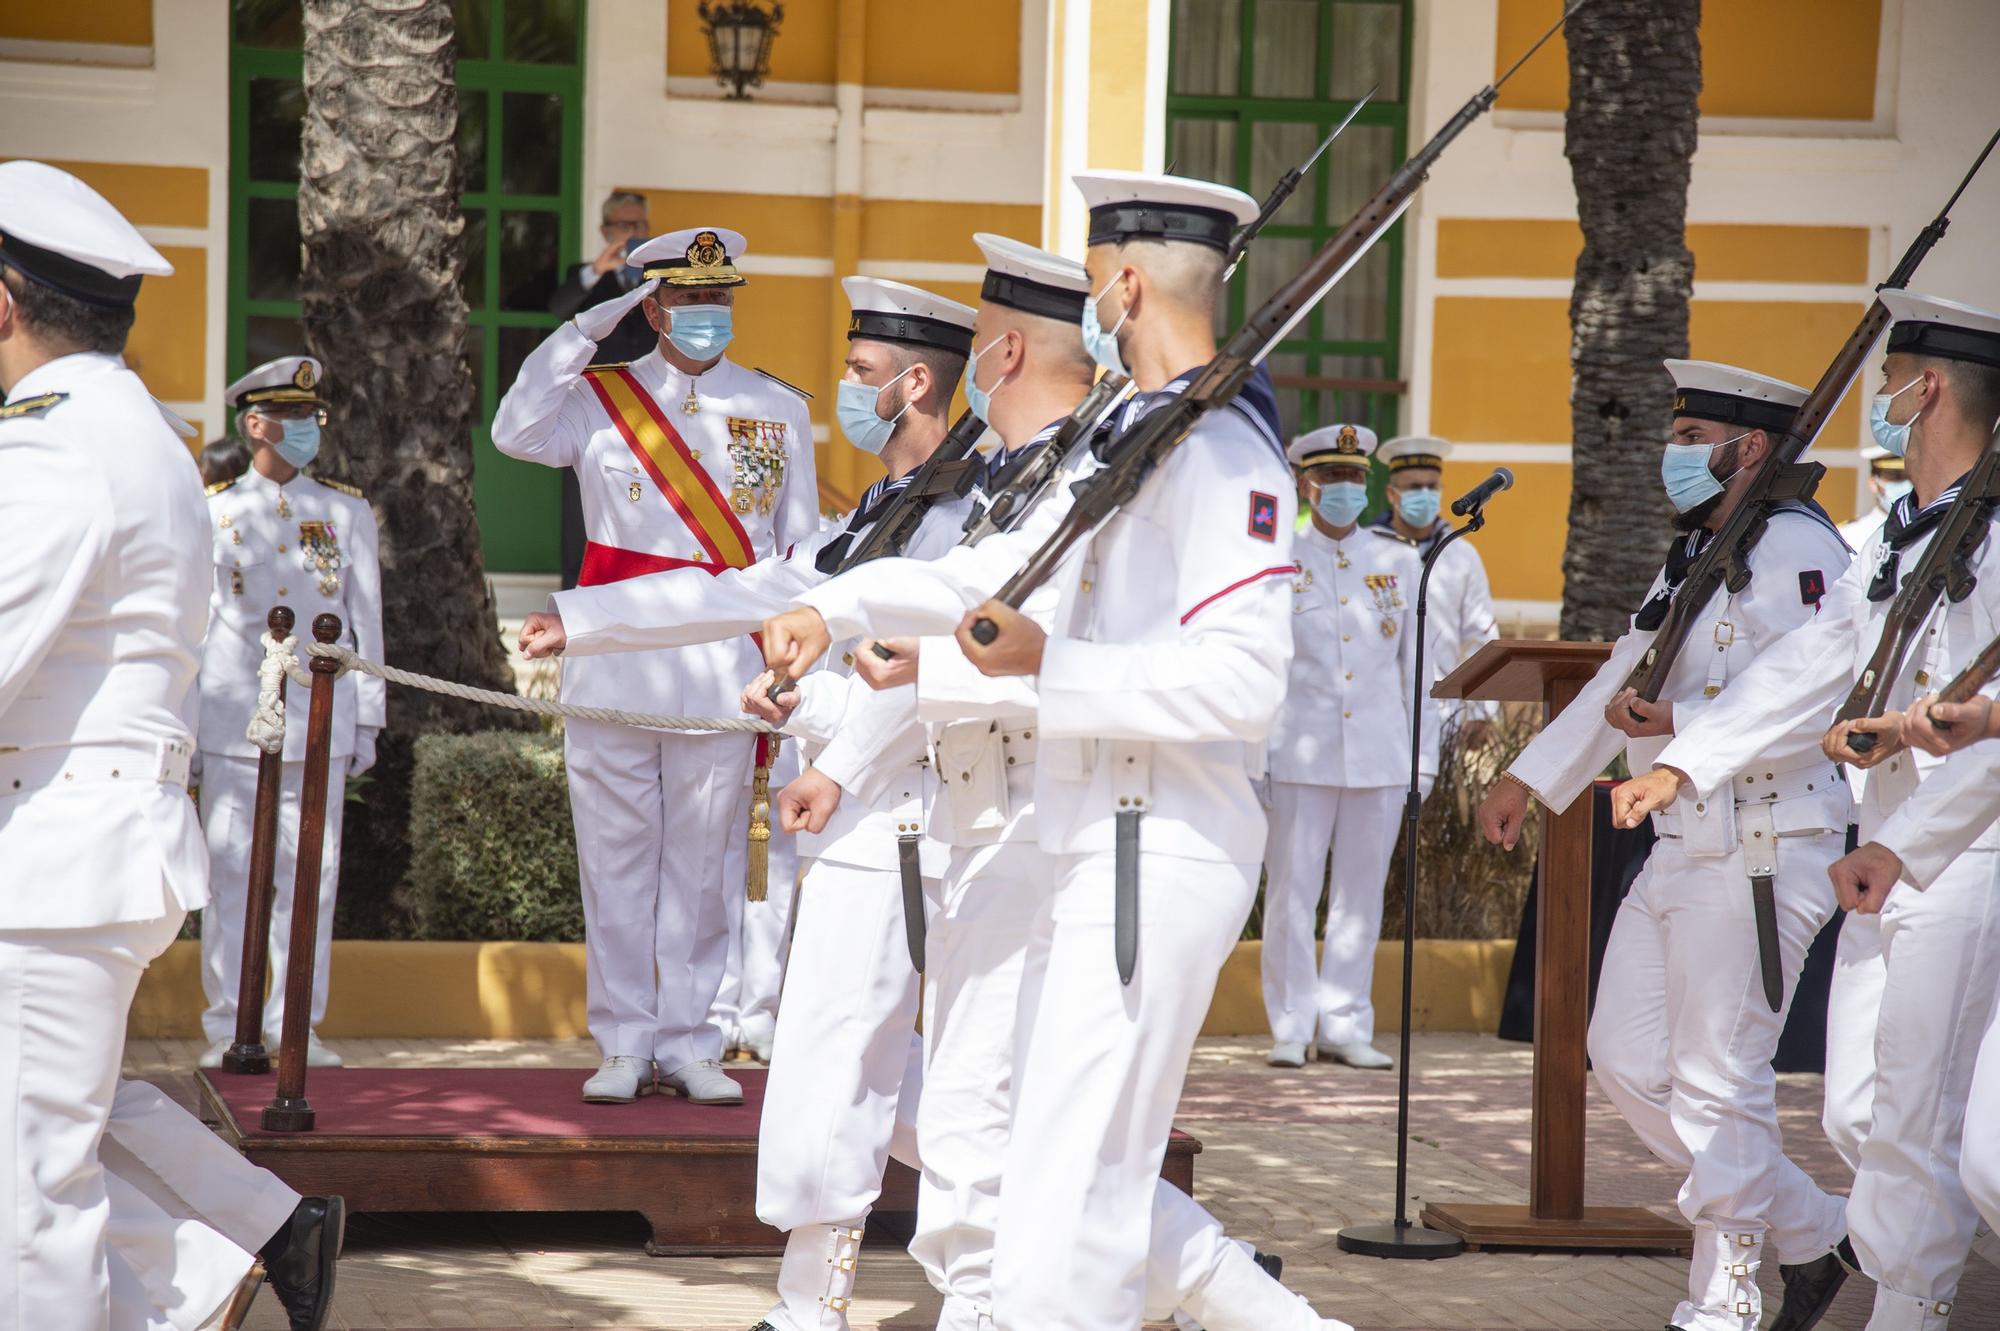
top-left (667, 304), bottom-right (734, 360)
top-left (1080, 271), bottom-right (1130, 378)
top-left (835, 365), bottom-right (914, 456)
top-left (1869, 376), bottom-right (1925, 459)
top-left (1314, 480), bottom-right (1369, 528)
top-left (964, 334), bottom-right (1009, 427)
top-left (1395, 487), bottom-right (1442, 528)
top-left (1660, 431), bottom-right (1748, 513)
top-left (1880, 477), bottom-right (1914, 507)
top-left (274, 417), bottom-right (321, 469)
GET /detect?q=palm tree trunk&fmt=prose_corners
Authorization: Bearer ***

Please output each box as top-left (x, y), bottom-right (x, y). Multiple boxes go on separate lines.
top-left (299, 0), bottom-right (526, 931)
top-left (1559, 0), bottom-right (1702, 641)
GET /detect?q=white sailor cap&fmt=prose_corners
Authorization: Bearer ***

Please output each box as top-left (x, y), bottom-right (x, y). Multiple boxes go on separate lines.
top-left (1666, 360), bottom-right (1807, 435)
top-left (1288, 422), bottom-right (1378, 469)
top-left (974, 233), bottom-right (1089, 323)
top-left (1881, 290), bottom-right (2000, 370)
top-left (1072, 170), bottom-right (1259, 254)
top-left (1379, 435), bottom-right (1453, 473)
top-left (842, 276), bottom-right (977, 357)
top-left (630, 226), bottom-right (747, 288)
top-left (0, 160), bottom-right (172, 308)
top-left (226, 356), bottom-right (329, 411)
top-left (1861, 442), bottom-right (1906, 471)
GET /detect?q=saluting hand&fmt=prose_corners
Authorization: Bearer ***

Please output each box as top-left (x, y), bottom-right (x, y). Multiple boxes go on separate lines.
top-left (853, 638), bottom-right (918, 691)
top-left (1822, 714), bottom-right (1902, 768)
top-left (1604, 688), bottom-right (1674, 738)
top-left (777, 767), bottom-right (842, 835)
top-left (741, 670), bottom-right (800, 726)
top-left (957, 601), bottom-right (1045, 678)
top-left (1476, 779), bottom-right (1532, 851)
top-left (573, 276), bottom-right (658, 343)
top-left (518, 610), bottom-right (568, 659)
top-left (762, 608), bottom-right (832, 679)
top-left (1829, 841), bottom-right (1904, 914)
top-left (1611, 767), bottom-right (1685, 829)
top-left (1901, 692), bottom-right (1999, 757)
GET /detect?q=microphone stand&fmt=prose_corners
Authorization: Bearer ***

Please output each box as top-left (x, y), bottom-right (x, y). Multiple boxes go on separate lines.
top-left (1334, 499), bottom-right (1490, 1260)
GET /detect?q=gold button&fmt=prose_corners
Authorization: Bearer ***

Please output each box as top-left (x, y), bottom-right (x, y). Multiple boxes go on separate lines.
top-left (1339, 595), bottom-right (1348, 604)
top-left (277, 543), bottom-right (287, 552)
top-left (842, 652), bottom-right (854, 666)
top-left (1119, 797), bottom-right (1129, 806)
top-left (278, 586), bottom-right (288, 595)
top-left (1081, 579), bottom-right (1093, 592)
top-left (1343, 710), bottom-right (1352, 718)
top-left (1344, 671), bottom-right (1353, 680)
top-left (692, 550), bottom-right (705, 562)
top-left (1342, 634), bottom-right (1350, 642)
top-left (691, 449), bottom-right (703, 461)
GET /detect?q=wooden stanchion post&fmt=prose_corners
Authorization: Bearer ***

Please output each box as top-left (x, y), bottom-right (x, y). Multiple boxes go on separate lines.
top-left (223, 605), bottom-right (293, 1076)
top-left (262, 612), bottom-right (341, 1133)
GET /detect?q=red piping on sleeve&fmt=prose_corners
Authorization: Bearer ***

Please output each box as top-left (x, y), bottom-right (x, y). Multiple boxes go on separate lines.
top-left (1180, 564), bottom-right (1296, 625)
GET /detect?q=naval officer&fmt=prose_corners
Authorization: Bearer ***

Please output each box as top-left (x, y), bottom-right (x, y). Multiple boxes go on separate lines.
top-left (197, 355), bottom-right (383, 1070)
top-left (493, 224), bottom-right (820, 1105)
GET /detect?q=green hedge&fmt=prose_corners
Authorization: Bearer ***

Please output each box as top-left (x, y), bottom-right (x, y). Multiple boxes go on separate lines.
top-left (400, 731), bottom-right (583, 941)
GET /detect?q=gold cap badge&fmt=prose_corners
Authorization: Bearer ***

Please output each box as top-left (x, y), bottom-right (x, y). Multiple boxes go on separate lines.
top-left (294, 361), bottom-right (317, 390)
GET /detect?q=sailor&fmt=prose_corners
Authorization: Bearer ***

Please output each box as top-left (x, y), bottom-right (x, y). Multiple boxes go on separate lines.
top-left (1616, 302), bottom-right (2000, 1331)
top-left (762, 169), bottom-right (1300, 1331)
top-left (1372, 434), bottom-right (1499, 745)
top-left (0, 159), bottom-right (338, 1331)
top-left (492, 224), bottom-right (820, 1106)
top-left (1263, 423), bottom-right (1437, 1072)
top-left (1840, 444), bottom-right (1912, 552)
top-left (196, 355), bottom-right (383, 1070)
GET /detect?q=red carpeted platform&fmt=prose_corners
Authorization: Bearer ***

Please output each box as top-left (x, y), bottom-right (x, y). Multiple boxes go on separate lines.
top-left (199, 1067), bottom-right (1200, 1255)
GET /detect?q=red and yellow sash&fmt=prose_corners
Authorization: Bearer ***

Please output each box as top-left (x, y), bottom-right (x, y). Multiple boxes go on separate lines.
top-left (582, 366), bottom-right (754, 570)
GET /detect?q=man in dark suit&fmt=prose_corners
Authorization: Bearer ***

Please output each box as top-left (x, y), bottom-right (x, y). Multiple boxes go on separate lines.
top-left (549, 191), bottom-right (656, 365)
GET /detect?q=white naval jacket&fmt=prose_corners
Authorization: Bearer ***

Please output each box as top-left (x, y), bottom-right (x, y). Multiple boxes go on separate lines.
top-left (1380, 518), bottom-right (1501, 726)
top-left (1513, 509), bottom-right (1854, 848)
top-left (799, 376), bottom-right (1298, 866)
top-left (1872, 734), bottom-right (2000, 891)
top-left (0, 353), bottom-right (210, 927)
top-left (491, 323), bottom-right (819, 720)
top-left (1660, 507), bottom-right (2000, 849)
top-left (198, 466), bottom-right (384, 762)
top-left (1269, 523), bottom-right (1440, 792)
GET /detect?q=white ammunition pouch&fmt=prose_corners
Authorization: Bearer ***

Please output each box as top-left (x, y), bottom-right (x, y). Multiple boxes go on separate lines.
top-left (932, 720), bottom-right (1037, 845)
top-left (1653, 749), bottom-right (1845, 858)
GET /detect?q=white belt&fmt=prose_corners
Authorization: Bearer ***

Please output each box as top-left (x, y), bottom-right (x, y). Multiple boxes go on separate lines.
top-left (0, 739), bottom-right (195, 797)
top-left (999, 724), bottom-right (1037, 770)
top-left (1728, 757), bottom-right (1841, 806)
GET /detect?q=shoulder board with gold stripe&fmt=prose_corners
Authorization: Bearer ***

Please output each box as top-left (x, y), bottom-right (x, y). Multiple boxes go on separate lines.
top-left (1370, 527), bottom-right (1416, 546)
top-left (583, 360), bottom-right (631, 376)
top-left (754, 367), bottom-right (813, 401)
top-left (319, 477), bottom-right (365, 498)
top-left (205, 477), bottom-right (240, 496)
top-left (0, 391), bottom-right (68, 420)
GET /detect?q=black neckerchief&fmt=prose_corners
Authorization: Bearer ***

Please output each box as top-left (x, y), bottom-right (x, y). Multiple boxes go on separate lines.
top-left (1096, 363), bottom-right (1284, 462)
top-left (1372, 513), bottom-right (1449, 558)
top-left (1633, 527), bottom-right (1718, 631)
top-left (1868, 471), bottom-right (1970, 602)
top-left (815, 468), bottom-right (916, 574)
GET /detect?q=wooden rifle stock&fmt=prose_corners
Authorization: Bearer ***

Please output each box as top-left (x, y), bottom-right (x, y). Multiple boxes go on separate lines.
top-left (1622, 124), bottom-right (1997, 707)
top-left (1925, 630), bottom-right (2000, 733)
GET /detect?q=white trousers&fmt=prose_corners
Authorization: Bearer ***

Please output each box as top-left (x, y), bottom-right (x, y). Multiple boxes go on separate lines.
top-left (1588, 832), bottom-right (1847, 1330)
top-left (1824, 847), bottom-right (2000, 1314)
top-left (101, 1080), bottom-right (300, 1331)
top-left (993, 850), bottom-right (1260, 1331)
top-left (0, 907), bottom-right (181, 1331)
top-left (920, 823), bottom-right (1340, 1331)
top-left (1959, 969), bottom-right (2000, 1237)
top-left (564, 720), bottom-right (755, 1072)
top-left (1261, 782), bottom-right (1401, 1048)
top-left (714, 744), bottom-right (800, 1048)
top-left (197, 756), bottom-right (345, 1045)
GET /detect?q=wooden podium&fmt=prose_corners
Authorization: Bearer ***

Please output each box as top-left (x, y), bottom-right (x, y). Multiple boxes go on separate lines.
top-left (1421, 639), bottom-right (1691, 1253)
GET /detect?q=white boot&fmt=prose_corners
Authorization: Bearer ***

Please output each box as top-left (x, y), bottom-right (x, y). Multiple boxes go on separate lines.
top-left (304, 1031), bottom-right (343, 1068)
top-left (198, 1038), bottom-right (231, 1070)
top-left (1867, 1287), bottom-right (1956, 1331)
top-left (761, 1221), bottom-right (866, 1331)
top-left (581, 1055), bottom-right (653, 1103)
top-left (1324, 1041), bottom-right (1393, 1070)
top-left (1672, 1224), bottom-right (1762, 1331)
top-left (1266, 1042), bottom-right (1308, 1069)
top-left (1174, 1239), bottom-right (1349, 1331)
top-left (1971, 1221), bottom-right (1999, 1267)
top-left (659, 1058), bottom-right (744, 1105)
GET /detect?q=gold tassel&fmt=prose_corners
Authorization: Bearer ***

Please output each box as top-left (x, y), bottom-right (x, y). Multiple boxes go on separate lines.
top-left (746, 735), bottom-right (776, 902)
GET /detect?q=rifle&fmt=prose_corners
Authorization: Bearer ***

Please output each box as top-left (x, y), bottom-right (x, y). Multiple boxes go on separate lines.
top-left (959, 371), bottom-right (1131, 545)
top-left (1842, 420), bottom-right (2000, 754)
top-left (1220, 88), bottom-right (1376, 282)
top-left (1621, 124), bottom-right (2000, 708)
top-left (968, 1), bottom-right (1587, 647)
top-left (1922, 614), bottom-right (2000, 734)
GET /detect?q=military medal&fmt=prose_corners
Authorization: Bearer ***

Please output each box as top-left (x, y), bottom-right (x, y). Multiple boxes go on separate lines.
top-left (683, 384), bottom-right (700, 416)
top-left (218, 513), bottom-right (232, 529)
top-left (298, 520), bottom-right (343, 597)
top-left (629, 480), bottom-right (643, 502)
top-left (230, 569), bottom-right (244, 597)
top-left (231, 529), bottom-right (242, 545)
top-left (1381, 617), bottom-right (1397, 638)
top-left (1336, 549), bottom-right (1350, 570)
top-left (276, 493), bottom-right (292, 519)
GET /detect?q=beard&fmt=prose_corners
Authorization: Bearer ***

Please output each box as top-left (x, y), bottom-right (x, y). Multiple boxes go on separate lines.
top-left (1671, 440), bottom-right (1742, 531)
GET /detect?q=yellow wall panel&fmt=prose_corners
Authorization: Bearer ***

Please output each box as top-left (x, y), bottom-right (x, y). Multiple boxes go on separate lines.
top-left (668, 0), bottom-right (837, 86)
top-left (1437, 218), bottom-right (1871, 285)
top-left (0, 0), bottom-right (151, 46)
top-left (629, 187), bottom-right (833, 258)
top-left (1450, 460), bottom-right (1570, 604)
top-left (1689, 299), bottom-right (1867, 446)
top-left (126, 246), bottom-right (205, 405)
top-left (866, 0), bottom-right (1020, 94)
top-left (1495, 0), bottom-right (1881, 121)
top-left (1430, 296), bottom-right (1573, 443)
top-left (728, 272), bottom-right (834, 414)
top-left (1087, 0), bottom-right (1151, 169)
top-left (2, 159), bottom-right (206, 229)
top-left (859, 199), bottom-right (1040, 264)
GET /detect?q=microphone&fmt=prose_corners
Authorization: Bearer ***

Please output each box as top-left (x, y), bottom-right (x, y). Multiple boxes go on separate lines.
top-left (1450, 467), bottom-right (1514, 518)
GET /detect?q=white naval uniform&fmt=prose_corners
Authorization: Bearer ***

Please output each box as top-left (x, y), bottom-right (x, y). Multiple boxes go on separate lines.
top-left (0, 353), bottom-right (286, 1331)
top-left (801, 375), bottom-right (1297, 1331)
top-left (493, 323), bottom-right (818, 1074)
top-left (1375, 516), bottom-right (1500, 732)
top-left (1838, 505), bottom-right (1890, 805)
top-left (713, 737), bottom-right (800, 1053)
top-left (1511, 510), bottom-right (1851, 1331)
top-left (196, 465), bottom-right (383, 1045)
top-left (1262, 524), bottom-right (1438, 1051)
top-left (1658, 508), bottom-right (2000, 1329)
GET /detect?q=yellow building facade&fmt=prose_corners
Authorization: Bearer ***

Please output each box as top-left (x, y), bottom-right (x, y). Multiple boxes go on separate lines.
top-left (4, 0), bottom-right (1996, 621)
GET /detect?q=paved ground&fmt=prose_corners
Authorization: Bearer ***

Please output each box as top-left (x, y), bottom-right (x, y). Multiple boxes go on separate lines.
top-left (123, 1034), bottom-right (1999, 1330)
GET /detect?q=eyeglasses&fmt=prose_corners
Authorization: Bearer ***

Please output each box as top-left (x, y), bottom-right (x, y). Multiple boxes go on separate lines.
top-left (255, 404), bottom-right (330, 426)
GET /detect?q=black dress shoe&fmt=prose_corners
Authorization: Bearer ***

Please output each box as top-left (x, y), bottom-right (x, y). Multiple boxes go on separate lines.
top-left (1769, 1238), bottom-right (1858, 1331)
top-left (261, 1195), bottom-right (345, 1331)
top-left (1254, 1250), bottom-right (1283, 1281)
